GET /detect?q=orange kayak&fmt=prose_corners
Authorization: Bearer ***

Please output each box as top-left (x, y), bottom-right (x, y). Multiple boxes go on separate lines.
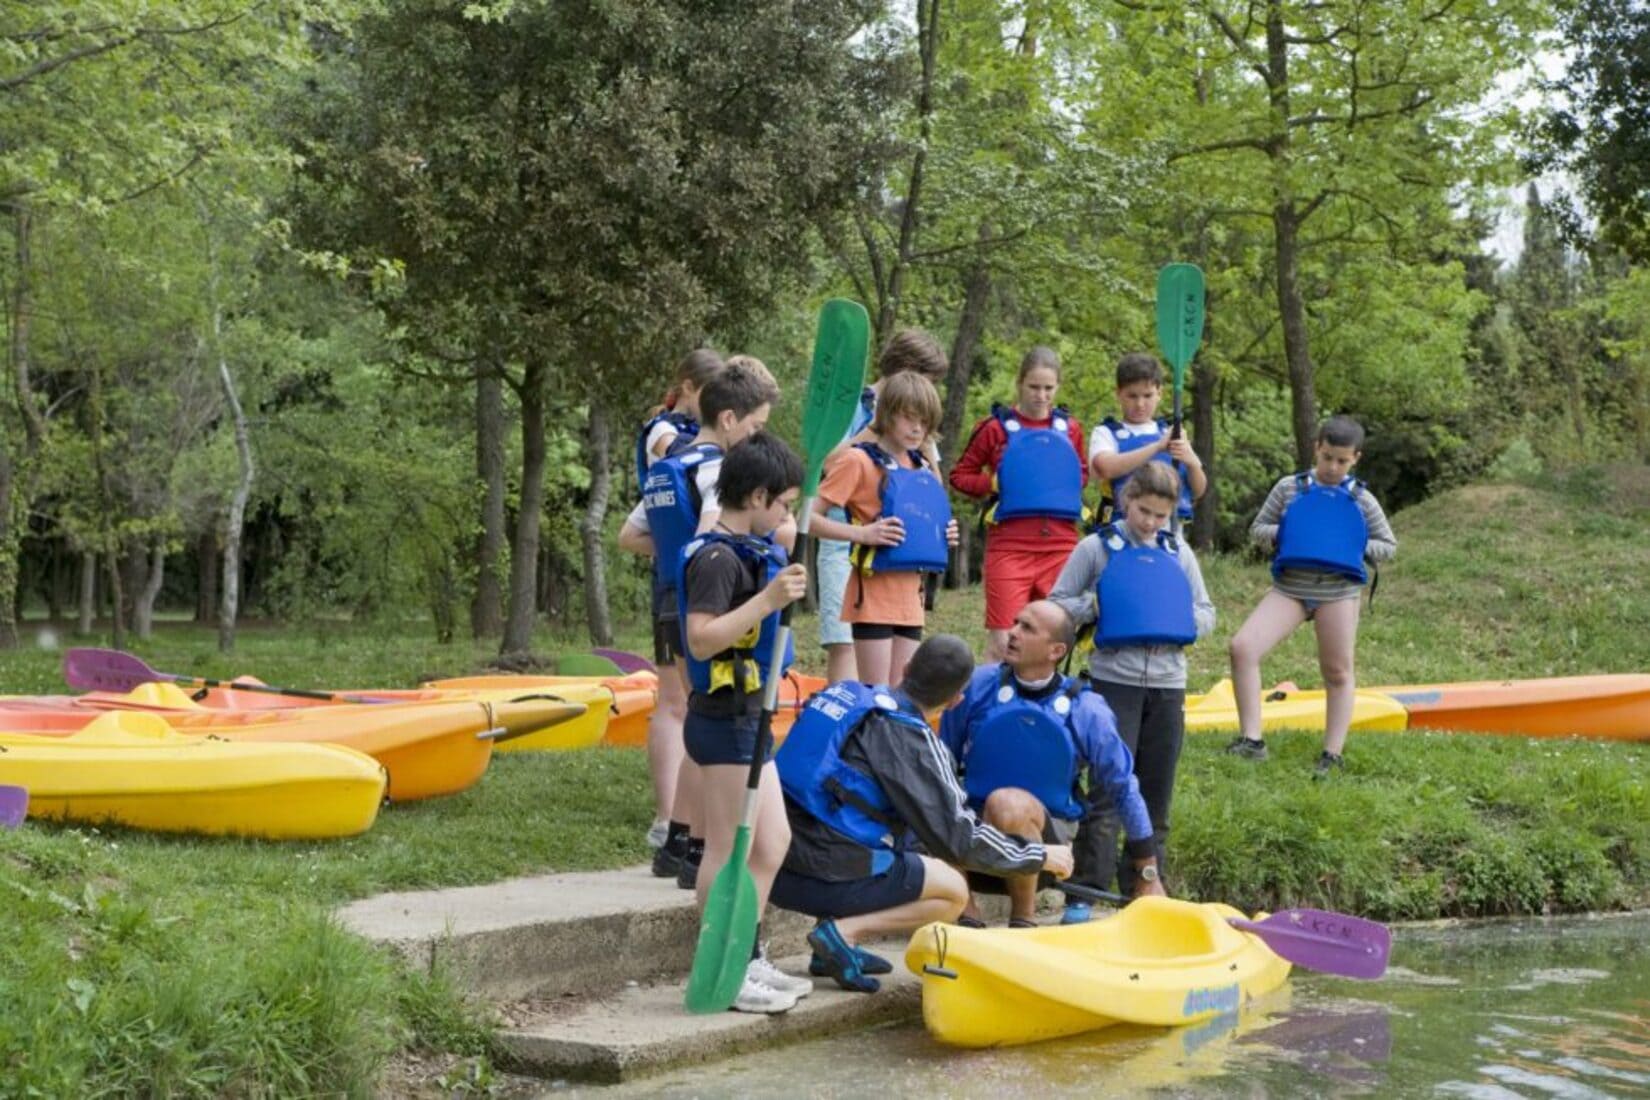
top-left (0, 684), bottom-right (585, 801)
top-left (1373, 675), bottom-right (1650, 741)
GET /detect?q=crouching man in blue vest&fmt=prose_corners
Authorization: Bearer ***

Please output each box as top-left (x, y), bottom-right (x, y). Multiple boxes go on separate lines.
top-left (770, 634), bottom-right (1073, 994)
top-left (939, 600), bottom-right (1164, 928)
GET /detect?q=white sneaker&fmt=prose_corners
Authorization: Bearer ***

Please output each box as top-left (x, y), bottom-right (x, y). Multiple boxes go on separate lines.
top-left (730, 971), bottom-right (800, 1015)
top-left (748, 952), bottom-right (813, 999)
top-left (646, 819), bottom-right (669, 849)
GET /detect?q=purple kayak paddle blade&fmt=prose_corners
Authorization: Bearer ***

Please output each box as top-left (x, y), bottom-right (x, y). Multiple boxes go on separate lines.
top-left (1230, 907), bottom-right (1392, 980)
top-left (0, 785), bottom-right (27, 829)
top-left (593, 647), bottom-right (656, 674)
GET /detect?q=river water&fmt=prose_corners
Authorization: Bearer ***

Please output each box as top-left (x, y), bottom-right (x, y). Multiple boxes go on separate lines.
top-left (556, 912), bottom-right (1650, 1099)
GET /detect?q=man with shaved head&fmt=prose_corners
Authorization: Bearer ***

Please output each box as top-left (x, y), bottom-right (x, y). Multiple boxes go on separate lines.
top-left (939, 600), bottom-right (1164, 927)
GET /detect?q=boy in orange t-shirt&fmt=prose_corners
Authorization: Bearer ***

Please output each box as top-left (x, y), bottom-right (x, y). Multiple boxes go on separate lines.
top-left (810, 373), bottom-right (958, 687)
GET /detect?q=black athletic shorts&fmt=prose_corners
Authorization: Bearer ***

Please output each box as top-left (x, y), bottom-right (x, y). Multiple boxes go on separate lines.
top-left (653, 613), bottom-right (685, 665)
top-left (770, 850), bottom-right (926, 920)
top-left (850, 623), bottom-right (923, 642)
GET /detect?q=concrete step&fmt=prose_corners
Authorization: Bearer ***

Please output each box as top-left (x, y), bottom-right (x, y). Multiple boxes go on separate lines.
top-left (336, 864), bottom-right (813, 1002)
top-left (492, 947), bottom-right (919, 1084)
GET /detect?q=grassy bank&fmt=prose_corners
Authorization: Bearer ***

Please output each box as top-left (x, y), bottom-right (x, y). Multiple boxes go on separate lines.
top-left (2, 471), bottom-right (1649, 1094)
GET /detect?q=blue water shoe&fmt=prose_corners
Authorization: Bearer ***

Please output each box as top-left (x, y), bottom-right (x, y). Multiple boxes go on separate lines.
top-left (806, 919), bottom-right (880, 993)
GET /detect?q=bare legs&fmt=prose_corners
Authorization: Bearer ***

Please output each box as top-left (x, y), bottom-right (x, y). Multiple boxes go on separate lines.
top-left (1229, 590), bottom-right (1308, 741)
top-left (984, 628), bottom-right (1010, 663)
top-left (646, 662), bottom-right (688, 822)
top-left (853, 634), bottom-right (921, 688)
top-left (834, 858), bottom-right (968, 944)
top-left (824, 642), bottom-right (857, 684)
top-left (695, 760), bottom-right (790, 914)
top-left (1229, 589), bottom-right (1361, 757)
top-left (1314, 597), bottom-right (1361, 755)
top-left (974, 788), bottom-right (1045, 923)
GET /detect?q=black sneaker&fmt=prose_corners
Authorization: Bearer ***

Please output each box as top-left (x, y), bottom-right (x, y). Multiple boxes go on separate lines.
top-left (676, 843), bottom-right (702, 890)
top-left (651, 840), bottom-right (685, 878)
top-left (1313, 751), bottom-right (1344, 780)
top-left (1225, 735), bottom-right (1268, 761)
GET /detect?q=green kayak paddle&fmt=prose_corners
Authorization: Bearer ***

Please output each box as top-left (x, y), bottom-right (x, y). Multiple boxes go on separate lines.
top-left (683, 298), bottom-right (871, 1014)
top-left (1154, 262), bottom-right (1205, 533)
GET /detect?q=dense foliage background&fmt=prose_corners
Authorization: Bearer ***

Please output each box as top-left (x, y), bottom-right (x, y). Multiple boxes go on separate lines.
top-left (3, 0), bottom-right (1646, 655)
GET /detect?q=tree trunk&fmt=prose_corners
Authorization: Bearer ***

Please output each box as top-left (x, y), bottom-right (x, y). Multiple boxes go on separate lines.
top-left (1190, 317), bottom-right (1219, 550)
top-left (135, 537), bottom-right (165, 639)
top-left (212, 320), bottom-right (254, 655)
top-left (873, 0), bottom-right (939, 343)
top-left (105, 543), bottom-right (126, 651)
top-left (0, 443), bottom-right (14, 649)
top-left (501, 359), bottom-right (548, 655)
top-left (1273, 199), bottom-right (1318, 469)
top-left (580, 403), bottom-right (614, 646)
top-left (470, 366), bottom-right (507, 638)
top-left (78, 549), bottom-right (96, 635)
top-left (196, 531), bottom-right (217, 622)
top-left (942, 249), bottom-right (992, 589)
top-left (1264, 1), bottom-right (1318, 469)
top-left (1, 203), bottom-right (46, 650)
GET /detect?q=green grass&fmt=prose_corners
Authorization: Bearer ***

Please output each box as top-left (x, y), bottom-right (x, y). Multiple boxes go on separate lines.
top-left (3, 469), bottom-right (1650, 1093)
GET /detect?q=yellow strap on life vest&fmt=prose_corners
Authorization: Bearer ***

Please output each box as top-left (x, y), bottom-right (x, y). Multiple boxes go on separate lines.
top-left (707, 620), bottom-right (764, 694)
top-left (707, 656), bottom-right (762, 695)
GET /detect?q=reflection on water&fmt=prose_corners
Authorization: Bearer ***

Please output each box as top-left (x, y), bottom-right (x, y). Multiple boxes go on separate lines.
top-left (554, 914), bottom-right (1650, 1099)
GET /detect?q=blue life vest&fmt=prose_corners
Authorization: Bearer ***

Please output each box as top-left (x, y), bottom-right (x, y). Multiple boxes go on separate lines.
top-left (849, 443), bottom-right (951, 575)
top-left (675, 531), bottom-right (795, 695)
top-left (634, 409), bottom-right (697, 494)
top-left (848, 386), bottom-right (876, 439)
top-left (991, 405), bottom-right (1083, 522)
top-left (1273, 474), bottom-right (1369, 584)
top-left (775, 681), bottom-right (926, 875)
top-left (958, 668), bottom-right (1086, 821)
top-left (641, 442), bottom-right (721, 596)
top-left (1101, 417), bottom-right (1194, 519)
top-left (1093, 523), bottom-right (1197, 648)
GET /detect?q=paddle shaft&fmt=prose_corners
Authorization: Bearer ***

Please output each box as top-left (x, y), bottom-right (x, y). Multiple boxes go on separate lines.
top-left (170, 674), bottom-right (383, 705)
top-left (685, 298), bottom-right (868, 1015)
top-left (1054, 880), bottom-right (1128, 905)
top-left (742, 509), bottom-right (814, 813)
top-left (65, 647), bottom-right (389, 705)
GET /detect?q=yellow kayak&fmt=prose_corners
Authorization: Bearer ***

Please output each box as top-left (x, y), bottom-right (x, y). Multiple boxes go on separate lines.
top-left (1184, 679), bottom-right (1408, 734)
top-left (0, 712), bottom-right (386, 840)
top-left (1, 684), bottom-right (588, 801)
top-left (905, 895), bottom-right (1291, 1048)
top-left (427, 673), bottom-right (653, 748)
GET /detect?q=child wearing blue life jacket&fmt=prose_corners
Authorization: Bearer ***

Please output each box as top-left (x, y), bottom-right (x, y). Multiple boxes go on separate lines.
top-left (628, 349), bottom-right (724, 856)
top-left (1047, 462), bottom-right (1214, 920)
top-left (940, 600), bottom-right (1162, 928)
top-left (679, 432), bottom-right (811, 1014)
top-left (809, 372), bottom-right (958, 687)
top-left (634, 349), bottom-right (724, 494)
top-left (950, 347), bottom-right (1089, 662)
top-left (1226, 416), bottom-right (1397, 777)
top-left (1088, 352), bottom-right (1207, 526)
top-left (618, 358), bottom-right (783, 885)
top-left (815, 330), bottom-right (950, 685)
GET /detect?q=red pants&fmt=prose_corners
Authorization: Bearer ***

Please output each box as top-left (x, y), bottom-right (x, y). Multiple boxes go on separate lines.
top-left (983, 542), bottom-right (1074, 629)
